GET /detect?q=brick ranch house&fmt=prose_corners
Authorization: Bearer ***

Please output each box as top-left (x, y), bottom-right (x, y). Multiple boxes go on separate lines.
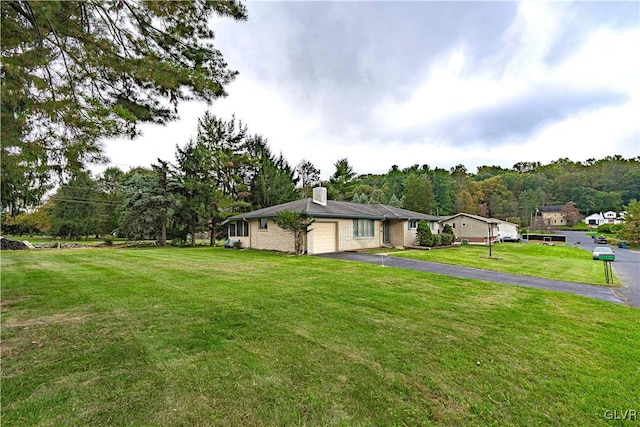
top-left (222, 188), bottom-right (443, 254)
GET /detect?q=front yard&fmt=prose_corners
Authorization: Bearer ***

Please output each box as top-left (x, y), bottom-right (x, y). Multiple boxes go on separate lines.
top-left (2, 247), bottom-right (638, 426)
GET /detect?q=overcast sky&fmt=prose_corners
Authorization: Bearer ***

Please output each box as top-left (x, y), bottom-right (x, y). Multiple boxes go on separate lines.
top-left (102, 1), bottom-right (640, 179)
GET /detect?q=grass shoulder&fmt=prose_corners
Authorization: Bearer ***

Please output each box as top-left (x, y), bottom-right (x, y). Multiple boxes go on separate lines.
top-left (393, 243), bottom-right (616, 286)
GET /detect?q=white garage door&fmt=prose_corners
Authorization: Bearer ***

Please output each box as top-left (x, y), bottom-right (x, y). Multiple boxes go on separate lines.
top-left (311, 222), bottom-right (337, 254)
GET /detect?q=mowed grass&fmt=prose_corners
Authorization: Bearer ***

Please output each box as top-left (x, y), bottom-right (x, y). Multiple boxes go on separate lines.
top-left (393, 243), bottom-right (615, 286)
top-left (1, 248), bottom-right (638, 426)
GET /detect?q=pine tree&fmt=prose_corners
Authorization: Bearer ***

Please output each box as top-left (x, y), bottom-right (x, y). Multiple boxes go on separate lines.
top-left (1, 1), bottom-right (247, 209)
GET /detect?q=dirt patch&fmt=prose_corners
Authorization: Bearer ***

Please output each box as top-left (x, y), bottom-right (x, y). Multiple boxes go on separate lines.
top-left (4, 312), bottom-right (95, 328)
top-left (0, 340), bottom-right (19, 359)
top-left (0, 297), bottom-right (28, 312)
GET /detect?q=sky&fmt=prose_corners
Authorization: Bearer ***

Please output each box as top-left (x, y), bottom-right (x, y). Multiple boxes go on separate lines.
top-left (101, 1), bottom-right (640, 179)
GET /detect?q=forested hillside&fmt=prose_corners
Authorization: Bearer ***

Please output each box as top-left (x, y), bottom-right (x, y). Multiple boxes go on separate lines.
top-left (343, 156), bottom-right (639, 225)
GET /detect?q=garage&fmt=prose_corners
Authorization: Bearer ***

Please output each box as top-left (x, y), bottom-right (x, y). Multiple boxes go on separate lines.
top-left (310, 222), bottom-right (337, 254)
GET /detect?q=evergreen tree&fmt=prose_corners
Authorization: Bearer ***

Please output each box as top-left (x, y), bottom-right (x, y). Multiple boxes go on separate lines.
top-left (50, 172), bottom-right (99, 239)
top-left (295, 159), bottom-right (321, 198)
top-left (2, 0), bottom-right (247, 208)
top-left (388, 194), bottom-right (402, 208)
top-left (328, 158), bottom-right (356, 200)
top-left (416, 220), bottom-right (434, 246)
top-left (97, 167), bottom-right (126, 237)
top-left (403, 174), bottom-right (436, 214)
top-left (119, 168), bottom-right (177, 243)
top-left (248, 137), bottom-right (298, 209)
top-left (432, 168), bottom-right (454, 215)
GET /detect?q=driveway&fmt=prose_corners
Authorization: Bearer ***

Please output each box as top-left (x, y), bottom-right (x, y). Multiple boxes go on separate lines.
top-left (558, 230), bottom-right (639, 308)
top-left (318, 251), bottom-right (628, 306)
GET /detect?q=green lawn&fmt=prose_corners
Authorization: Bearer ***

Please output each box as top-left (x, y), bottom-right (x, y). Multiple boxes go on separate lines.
top-left (393, 243), bottom-right (615, 286)
top-left (2, 248), bottom-right (638, 426)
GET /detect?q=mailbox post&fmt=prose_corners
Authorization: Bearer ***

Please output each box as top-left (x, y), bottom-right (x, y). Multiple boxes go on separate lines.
top-left (600, 254), bottom-right (615, 284)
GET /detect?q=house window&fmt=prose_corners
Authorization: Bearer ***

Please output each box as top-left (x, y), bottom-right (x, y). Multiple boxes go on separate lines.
top-left (238, 221), bottom-right (249, 237)
top-left (229, 223), bottom-right (236, 237)
top-left (452, 223), bottom-right (456, 229)
top-left (408, 220), bottom-right (418, 230)
top-left (353, 219), bottom-right (374, 238)
top-left (259, 218), bottom-right (268, 230)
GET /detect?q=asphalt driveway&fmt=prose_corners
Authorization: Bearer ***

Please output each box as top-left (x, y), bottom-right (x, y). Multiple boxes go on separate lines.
top-left (318, 250), bottom-right (630, 307)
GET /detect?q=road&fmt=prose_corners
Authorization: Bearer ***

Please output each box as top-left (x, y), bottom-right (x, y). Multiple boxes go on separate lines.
top-left (558, 230), bottom-right (639, 308)
top-left (319, 250), bottom-right (626, 306)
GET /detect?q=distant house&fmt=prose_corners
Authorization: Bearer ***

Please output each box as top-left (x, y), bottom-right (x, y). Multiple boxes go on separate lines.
top-left (222, 188), bottom-right (443, 254)
top-left (603, 211), bottom-right (624, 224)
top-left (584, 212), bottom-right (605, 227)
top-left (438, 213), bottom-right (515, 244)
top-left (584, 211), bottom-right (624, 227)
top-left (540, 205), bottom-right (566, 226)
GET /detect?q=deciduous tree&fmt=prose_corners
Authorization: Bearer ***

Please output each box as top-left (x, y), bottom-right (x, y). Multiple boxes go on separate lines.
top-left (561, 201), bottom-right (580, 226)
top-left (620, 199), bottom-right (640, 245)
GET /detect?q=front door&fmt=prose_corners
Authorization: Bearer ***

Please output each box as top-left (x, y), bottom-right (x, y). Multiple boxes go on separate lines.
top-left (383, 221), bottom-right (391, 244)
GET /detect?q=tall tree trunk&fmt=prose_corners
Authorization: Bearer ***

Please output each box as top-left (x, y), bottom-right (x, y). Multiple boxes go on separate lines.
top-left (209, 218), bottom-right (216, 246)
top-left (190, 215), bottom-right (196, 247)
top-left (160, 210), bottom-right (167, 247)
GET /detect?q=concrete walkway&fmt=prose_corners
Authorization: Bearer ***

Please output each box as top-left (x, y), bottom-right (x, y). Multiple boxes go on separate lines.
top-left (318, 251), bottom-right (626, 306)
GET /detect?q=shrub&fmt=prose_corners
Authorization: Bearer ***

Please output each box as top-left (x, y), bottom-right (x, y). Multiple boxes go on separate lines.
top-left (416, 220), bottom-right (434, 246)
top-left (597, 224), bottom-right (613, 234)
top-left (442, 224), bottom-right (454, 235)
top-left (432, 234), bottom-right (442, 247)
top-left (103, 235), bottom-right (114, 246)
top-left (171, 238), bottom-right (185, 247)
top-left (440, 233), bottom-right (455, 246)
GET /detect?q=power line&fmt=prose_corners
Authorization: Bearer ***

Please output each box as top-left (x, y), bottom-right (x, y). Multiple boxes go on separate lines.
top-left (50, 197), bottom-right (121, 207)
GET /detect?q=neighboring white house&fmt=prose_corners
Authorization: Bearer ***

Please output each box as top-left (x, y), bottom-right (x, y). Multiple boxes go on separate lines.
top-left (222, 188), bottom-right (443, 254)
top-left (495, 220), bottom-right (519, 240)
top-left (584, 211), bottom-right (624, 227)
top-left (584, 213), bottom-right (605, 227)
top-left (603, 211), bottom-right (624, 224)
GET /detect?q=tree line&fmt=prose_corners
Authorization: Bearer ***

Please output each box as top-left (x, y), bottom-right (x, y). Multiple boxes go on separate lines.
top-left (3, 107), bottom-right (638, 245)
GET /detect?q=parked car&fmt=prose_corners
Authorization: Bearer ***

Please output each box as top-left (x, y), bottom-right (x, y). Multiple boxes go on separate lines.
top-left (594, 236), bottom-right (608, 244)
top-left (592, 246), bottom-right (615, 261)
top-left (499, 236), bottom-right (520, 243)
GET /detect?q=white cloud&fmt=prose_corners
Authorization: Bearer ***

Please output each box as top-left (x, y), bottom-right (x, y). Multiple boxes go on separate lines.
top-left (97, 1), bottom-right (639, 179)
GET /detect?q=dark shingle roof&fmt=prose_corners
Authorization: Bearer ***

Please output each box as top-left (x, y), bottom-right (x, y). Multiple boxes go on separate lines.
top-left (439, 212), bottom-right (502, 224)
top-left (222, 199), bottom-right (443, 224)
top-left (541, 205), bottom-right (564, 212)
